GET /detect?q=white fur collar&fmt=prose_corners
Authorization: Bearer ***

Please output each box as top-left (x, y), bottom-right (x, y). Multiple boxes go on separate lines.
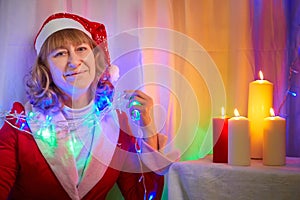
top-left (25, 104), bottom-right (120, 199)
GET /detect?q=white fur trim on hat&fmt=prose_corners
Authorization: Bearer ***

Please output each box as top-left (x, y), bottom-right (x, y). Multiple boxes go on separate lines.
top-left (35, 18), bottom-right (92, 54)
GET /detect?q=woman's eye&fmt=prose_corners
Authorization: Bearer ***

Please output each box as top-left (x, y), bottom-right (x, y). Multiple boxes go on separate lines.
top-left (77, 45), bottom-right (88, 51)
top-left (53, 51), bottom-right (67, 57)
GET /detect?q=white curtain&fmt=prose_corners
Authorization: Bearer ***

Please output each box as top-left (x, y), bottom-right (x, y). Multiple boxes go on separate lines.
top-left (0, 0), bottom-right (297, 199)
top-left (0, 0), bottom-right (218, 159)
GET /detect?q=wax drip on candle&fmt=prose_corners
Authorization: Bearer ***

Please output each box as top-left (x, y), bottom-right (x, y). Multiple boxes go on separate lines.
top-left (234, 108), bottom-right (240, 117)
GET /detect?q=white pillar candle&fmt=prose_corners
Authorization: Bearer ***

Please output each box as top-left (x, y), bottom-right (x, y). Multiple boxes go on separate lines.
top-left (248, 71), bottom-right (273, 159)
top-left (228, 109), bottom-right (250, 166)
top-left (263, 108), bottom-right (286, 166)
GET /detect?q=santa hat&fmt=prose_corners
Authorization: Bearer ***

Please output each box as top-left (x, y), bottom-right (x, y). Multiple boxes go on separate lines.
top-left (34, 12), bottom-right (110, 65)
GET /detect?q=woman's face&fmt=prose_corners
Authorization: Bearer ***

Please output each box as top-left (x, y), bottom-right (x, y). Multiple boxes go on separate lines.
top-left (47, 42), bottom-right (96, 98)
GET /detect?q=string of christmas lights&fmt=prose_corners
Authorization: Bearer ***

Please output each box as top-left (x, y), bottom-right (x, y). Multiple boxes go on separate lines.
top-left (278, 48), bottom-right (300, 116)
top-left (0, 92), bottom-right (154, 199)
top-left (0, 92), bottom-right (139, 137)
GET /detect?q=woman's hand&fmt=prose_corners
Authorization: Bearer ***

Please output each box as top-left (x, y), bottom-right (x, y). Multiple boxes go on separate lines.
top-left (124, 90), bottom-right (153, 127)
top-left (124, 90), bottom-right (158, 149)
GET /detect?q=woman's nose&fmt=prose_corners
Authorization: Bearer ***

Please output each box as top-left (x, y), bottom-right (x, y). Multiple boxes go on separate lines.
top-left (67, 51), bottom-right (81, 68)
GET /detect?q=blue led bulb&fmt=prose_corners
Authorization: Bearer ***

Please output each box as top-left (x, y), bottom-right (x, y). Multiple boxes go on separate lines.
top-left (131, 109), bottom-right (141, 121)
top-left (129, 100), bottom-right (141, 121)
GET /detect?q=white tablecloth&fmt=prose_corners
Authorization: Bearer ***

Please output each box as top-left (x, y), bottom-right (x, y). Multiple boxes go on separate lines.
top-left (168, 155), bottom-right (300, 200)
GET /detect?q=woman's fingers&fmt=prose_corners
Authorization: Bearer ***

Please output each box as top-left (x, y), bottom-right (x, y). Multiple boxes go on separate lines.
top-left (123, 90), bottom-right (154, 126)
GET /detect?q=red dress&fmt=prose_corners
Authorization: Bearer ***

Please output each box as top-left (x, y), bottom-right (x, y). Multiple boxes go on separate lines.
top-left (0, 102), bottom-right (164, 200)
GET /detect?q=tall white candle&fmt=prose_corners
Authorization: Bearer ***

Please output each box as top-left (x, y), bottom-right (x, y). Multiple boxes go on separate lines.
top-left (248, 71), bottom-right (273, 159)
top-left (263, 108), bottom-right (286, 166)
top-left (228, 109), bottom-right (250, 166)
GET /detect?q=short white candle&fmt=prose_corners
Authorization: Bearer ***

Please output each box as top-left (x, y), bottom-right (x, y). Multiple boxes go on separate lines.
top-left (263, 108), bottom-right (286, 166)
top-left (228, 109), bottom-right (250, 166)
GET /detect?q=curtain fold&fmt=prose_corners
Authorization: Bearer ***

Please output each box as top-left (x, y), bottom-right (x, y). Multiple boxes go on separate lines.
top-left (286, 0), bottom-right (300, 157)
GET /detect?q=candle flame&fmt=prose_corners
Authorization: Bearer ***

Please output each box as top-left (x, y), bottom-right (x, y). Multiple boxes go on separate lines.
top-left (270, 108), bottom-right (275, 117)
top-left (234, 108), bottom-right (240, 117)
top-left (259, 70), bottom-right (264, 80)
top-left (221, 107), bottom-right (225, 117)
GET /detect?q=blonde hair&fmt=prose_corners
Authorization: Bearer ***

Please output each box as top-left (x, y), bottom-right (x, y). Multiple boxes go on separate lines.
top-left (26, 29), bottom-right (107, 114)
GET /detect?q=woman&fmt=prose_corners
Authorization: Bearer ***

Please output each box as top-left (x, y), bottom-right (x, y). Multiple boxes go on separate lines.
top-left (0, 13), bottom-right (170, 200)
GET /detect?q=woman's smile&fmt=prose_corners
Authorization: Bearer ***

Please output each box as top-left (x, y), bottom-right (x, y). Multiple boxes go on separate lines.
top-left (64, 69), bottom-right (88, 78)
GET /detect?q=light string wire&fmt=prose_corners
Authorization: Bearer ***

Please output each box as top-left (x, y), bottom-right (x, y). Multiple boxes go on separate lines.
top-left (134, 120), bottom-right (147, 200)
top-left (77, 119), bottom-right (96, 187)
top-left (278, 24), bottom-right (300, 116)
top-left (278, 56), bottom-right (299, 115)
